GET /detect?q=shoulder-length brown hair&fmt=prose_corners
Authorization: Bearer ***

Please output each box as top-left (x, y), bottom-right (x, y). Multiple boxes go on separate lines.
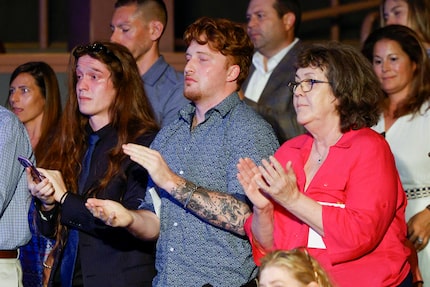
top-left (43, 41), bottom-right (158, 195)
top-left (362, 24), bottom-right (430, 118)
top-left (296, 42), bottom-right (384, 132)
top-left (7, 61), bottom-right (62, 161)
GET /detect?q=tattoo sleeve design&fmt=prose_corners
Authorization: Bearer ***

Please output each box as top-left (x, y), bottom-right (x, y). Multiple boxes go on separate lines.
top-left (170, 179), bottom-right (252, 236)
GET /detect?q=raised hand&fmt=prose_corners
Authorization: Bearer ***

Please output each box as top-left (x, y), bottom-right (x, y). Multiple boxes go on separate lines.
top-left (122, 143), bottom-right (179, 192)
top-left (86, 198), bottom-right (133, 227)
top-left (256, 157), bottom-right (300, 208)
top-left (237, 157), bottom-right (272, 210)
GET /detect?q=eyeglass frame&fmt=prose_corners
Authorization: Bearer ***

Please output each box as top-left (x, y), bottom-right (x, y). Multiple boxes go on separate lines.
top-left (288, 79), bottom-right (332, 93)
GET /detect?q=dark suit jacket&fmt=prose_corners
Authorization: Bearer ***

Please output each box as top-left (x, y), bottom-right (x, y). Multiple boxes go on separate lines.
top-left (36, 125), bottom-right (157, 287)
top-left (242, 40), bottom-right (306, 144)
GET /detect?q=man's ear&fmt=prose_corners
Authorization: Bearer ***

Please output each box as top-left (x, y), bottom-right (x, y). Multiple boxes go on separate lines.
top-left (226, 64), bottom-right (240, 82)
top-left (149, 20), bottom-right (164, 41)
top-left (282, 12), bottom-right (296, 32)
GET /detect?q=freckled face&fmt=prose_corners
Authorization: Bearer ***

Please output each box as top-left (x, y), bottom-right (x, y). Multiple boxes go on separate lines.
top-left (183, 40), bottom-right (230, 104)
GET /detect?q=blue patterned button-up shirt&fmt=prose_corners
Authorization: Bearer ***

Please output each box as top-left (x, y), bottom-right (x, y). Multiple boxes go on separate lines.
top-left (145, 93), bottom-right (279, 287)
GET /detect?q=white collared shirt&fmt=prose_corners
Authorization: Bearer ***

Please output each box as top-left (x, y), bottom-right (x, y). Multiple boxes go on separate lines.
top-left (245, 38), bottom-right (299, 103)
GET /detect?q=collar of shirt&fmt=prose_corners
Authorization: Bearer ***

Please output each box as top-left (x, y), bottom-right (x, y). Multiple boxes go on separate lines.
top-left (179, 92), bottom-right (241, 125)
top-left (141, 55), bottom-right (169, 86)
top-left (252, 38), bottom-right (299, 74)
top-left (84, 122), bottom-right (114, 142)
top-left (245, 38), bottom-right (299, 103)
top-left (288, 130), bottom-right (352, 152)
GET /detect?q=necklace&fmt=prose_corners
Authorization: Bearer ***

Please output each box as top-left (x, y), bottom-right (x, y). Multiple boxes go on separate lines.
top-left (313, 133), bottom-right (343, 164)
top-left (314, 145), bottom-right (324, 164)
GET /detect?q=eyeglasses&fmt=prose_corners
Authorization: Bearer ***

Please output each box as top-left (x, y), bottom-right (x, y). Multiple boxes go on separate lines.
top-left (288, 79), bottom-right (332, 93)
top-left (72, 42), bottom-right (115, 59)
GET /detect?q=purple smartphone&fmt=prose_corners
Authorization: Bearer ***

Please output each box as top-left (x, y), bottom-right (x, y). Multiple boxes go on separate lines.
top-left (17, 155), bottom-right (44, 183)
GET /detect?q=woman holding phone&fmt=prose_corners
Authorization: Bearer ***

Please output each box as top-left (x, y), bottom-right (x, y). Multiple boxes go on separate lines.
top-left (8, 61), bottom-right (62, 287)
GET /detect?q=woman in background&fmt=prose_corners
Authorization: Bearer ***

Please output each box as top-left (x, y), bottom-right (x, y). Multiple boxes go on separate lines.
top-left (381, 0), bottom-right (430, 56)
top-left (8, 61), bottom-right (62, 287)
top-left (8, 61), bottom-right (62, 162)
top-left (363, 24), bottom-right (430, 287)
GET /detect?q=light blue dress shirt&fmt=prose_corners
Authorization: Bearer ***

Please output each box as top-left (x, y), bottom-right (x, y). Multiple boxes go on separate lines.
top-left (0, 106), bottom-right (33, 249)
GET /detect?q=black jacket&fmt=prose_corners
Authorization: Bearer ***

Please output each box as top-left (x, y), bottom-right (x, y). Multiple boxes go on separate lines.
top-left (36, 124), bottom-right (157, 287)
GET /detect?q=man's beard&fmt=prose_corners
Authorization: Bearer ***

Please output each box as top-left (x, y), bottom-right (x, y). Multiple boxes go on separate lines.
top-left (184, 89), bottom-right (202, 102)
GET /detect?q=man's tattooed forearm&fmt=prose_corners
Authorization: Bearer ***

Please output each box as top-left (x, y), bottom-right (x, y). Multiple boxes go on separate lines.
top-left (186, 186), bottom-right (252, 235)
top-left (169, 179), bottom-right (252, 235)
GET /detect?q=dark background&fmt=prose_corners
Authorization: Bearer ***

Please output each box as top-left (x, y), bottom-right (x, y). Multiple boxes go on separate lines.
top-left (0, 0), bottom-right (377, 50)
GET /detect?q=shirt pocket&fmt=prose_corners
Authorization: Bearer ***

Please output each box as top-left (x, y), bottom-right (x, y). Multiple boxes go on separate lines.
top-left (308, 173), bottom-right (347, 204)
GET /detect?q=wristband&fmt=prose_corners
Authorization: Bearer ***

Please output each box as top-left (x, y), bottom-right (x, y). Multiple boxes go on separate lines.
top-left (60, 192), bottom-right (69, 205)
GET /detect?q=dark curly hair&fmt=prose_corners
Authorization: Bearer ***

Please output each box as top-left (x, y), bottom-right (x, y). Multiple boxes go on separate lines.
top-left (183, 16), bottom-right (254, 90)
top-left (296, 42), bottom-right (384, 132)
